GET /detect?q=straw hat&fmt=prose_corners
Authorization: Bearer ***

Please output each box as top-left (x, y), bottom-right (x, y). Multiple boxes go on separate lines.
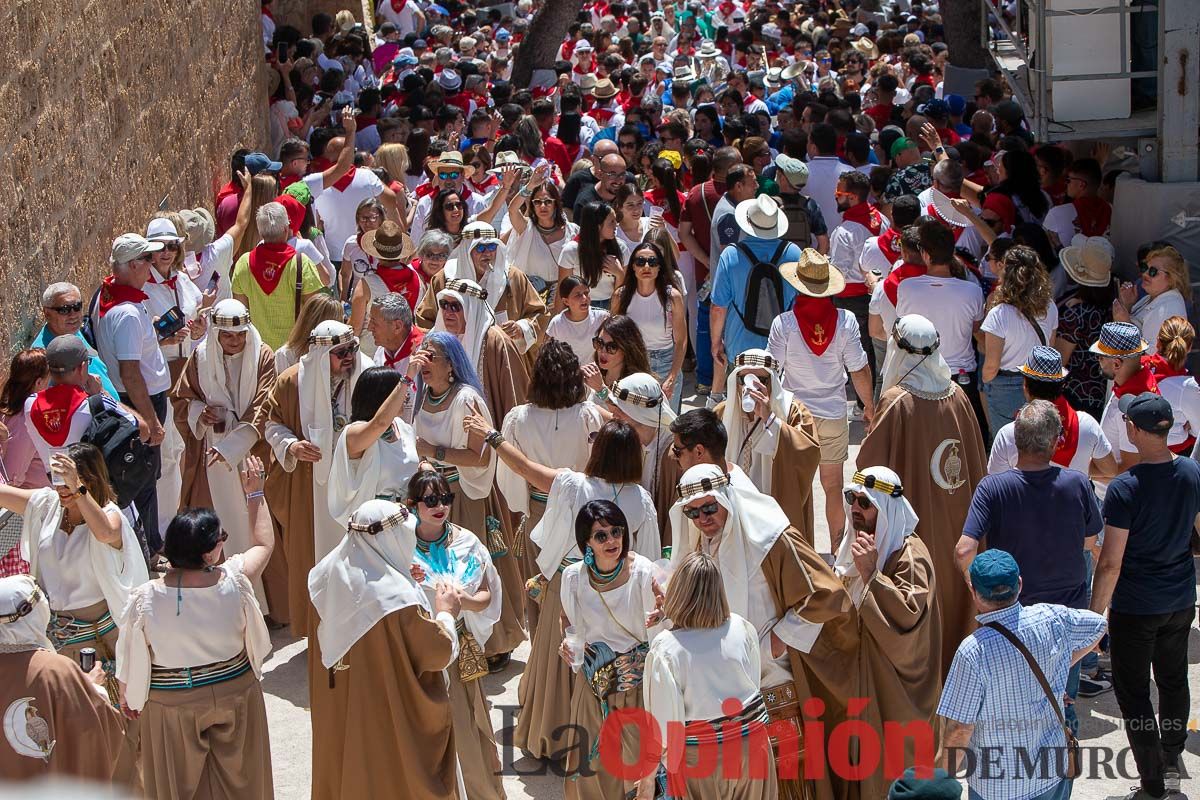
top-left (427, 150), bottom-right (476, 180)
top-left (360, 221), bottom-right (415, 262)
top-left (734, 195), bottom-right (790, 239)
top-left (1059, 236), bottom-right (1114, 288)
top-left (850, 37), bottom-right (880, 60)
top-left (780, 249), bottom-right (846, 298)
top-left (698, 41), bottom-right (721, 59)
top-left (487, 151), bottom-right (528, 176)
top-left (781, 61), bottom-right (808, 82)
top-left (578, 73), bottom-right (598, 92)
top-left (592, 78), bottom-right (618, 100)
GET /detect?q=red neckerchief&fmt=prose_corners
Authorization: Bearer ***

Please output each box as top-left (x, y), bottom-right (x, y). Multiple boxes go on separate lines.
top-left (791, 295), bottom-right (838, 357)
top-left (375, 264), bottom-right (419, 298)
top-left (589, 107), bottom-right (616, 124)
top-left (876, 227), bottom-right (901, 264)
top-left (390, 0), bottom-right (407, 10)
top-left (279, 174), bottom-right (300, 190)
top-left (383, 326), bottom-right (424, 368)
top-left (1050, 395), bottom-right (1081, 467)
top-left (1112, 360), bottom-right (1159, 398)
top-left (1072, 197), bottom-right (1112, 237)
top-left (97, 275), bottom-right (148, 318)
top-left (147, 269), bottom-right (177, 291)
top-left (573, 59), bottom-right (595, 75)
top-left (914, 73), bottom-right (937, 88)
top-left (840, 201), bottom-right (883, 235)
top-left (261, 4), bottom-right (274, 20)
top-left (308, 156), bottom-right (335, 174)
top-left (470, 174), bottom-right (499, 193)
top-left (29, 385), bottom-right (90, 447)
top-left (215, 181), bottom-right (241, 207)
top-left (883, 261), bottom-right (926, 306)
top-left (331, 166), bottom-right (358, 192)
top-left (247, 242), bottom-right (297, 294)
top-left (1145, 353), bottom-right (1188, 379)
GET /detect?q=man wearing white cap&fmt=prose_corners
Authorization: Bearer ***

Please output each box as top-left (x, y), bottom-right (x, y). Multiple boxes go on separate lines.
top-left (671, 463), bottom-right (851, 800)
top-left (858, 314), bottom-right (986, 677)
top-left (609, 372), bottom-right (681, 547)
top-left (173, 300), bottom-right (281, 618)
top-left (834, 466), bottom-right (942, 800)
top-left (262, 320), bottom-right (373, 641)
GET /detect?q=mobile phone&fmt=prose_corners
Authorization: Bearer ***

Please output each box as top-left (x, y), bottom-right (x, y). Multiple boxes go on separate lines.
top-left (206, 271), bottom-right (221, 293)
top-left (154, 306), bottom-right (186, 340)
top-left (276, 42), bottom-right (288, 63)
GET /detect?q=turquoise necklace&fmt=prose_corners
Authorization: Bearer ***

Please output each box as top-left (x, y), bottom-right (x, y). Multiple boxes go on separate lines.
top-left (427, 384), bottom-right (454, 406)
top-left (416, 522), bottom-right (450, 553)
top-left (588, 556), bottom-right (625, 585)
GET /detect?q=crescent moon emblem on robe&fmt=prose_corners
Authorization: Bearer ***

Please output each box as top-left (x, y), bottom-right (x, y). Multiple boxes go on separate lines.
top-left (4, 697), bottom-right (55, 762)
top-left (930, 438), bottom-right (966, 494)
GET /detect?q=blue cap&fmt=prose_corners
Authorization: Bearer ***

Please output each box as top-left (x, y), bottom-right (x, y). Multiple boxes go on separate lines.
top-left (393, 53), bottom-right (418, 66)
top-left (917, 98), bottom-right (950, 119)
top-left (945, 94), bottom-right (966, 116)
top-left (429, 4), bottom-right (448, 14)
top-left (496, 30), bottom-right (511, 41)
top-left (413, 38), bottom-right (428, 49)
top-left (888, 767), bottom-right (962, 800)
top-left (969, 550), bottom-right (1020, 602)
top-left (244, 152), bottom-right (282, 175)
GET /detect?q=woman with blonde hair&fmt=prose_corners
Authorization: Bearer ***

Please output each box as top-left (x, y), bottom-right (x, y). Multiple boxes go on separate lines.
top-left (644, 551), bottom-right (776, 800)
top-left (1114, 244), bottom-right (1191, 355)
top-left (373, 143), bottom-right (415, 229)
top-left (1146, 315), bottom-right (1200, 455)
top-left (234, 174), bottom-right (283, 260)
top-left (274, 293), bottom-right (344, 373)
top-left (980, 245), bottom-right (1058, 438)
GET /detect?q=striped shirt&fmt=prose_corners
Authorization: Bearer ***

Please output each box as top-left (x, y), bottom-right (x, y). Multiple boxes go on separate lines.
top-left (937, 602), bottom-right (1106, 800)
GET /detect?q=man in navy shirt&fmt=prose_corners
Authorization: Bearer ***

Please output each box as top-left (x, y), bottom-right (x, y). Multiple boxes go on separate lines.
top-left (1092, 393), bottom-right (1199, 800)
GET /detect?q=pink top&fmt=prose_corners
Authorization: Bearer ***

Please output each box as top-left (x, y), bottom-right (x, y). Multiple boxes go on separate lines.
top-left (1, 412), bottom-right (50, 489)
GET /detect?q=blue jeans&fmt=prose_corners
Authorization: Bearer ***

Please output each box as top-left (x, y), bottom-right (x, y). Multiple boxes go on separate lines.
top-left (696, 299), bottom-right (713, 387)
top-left (983, 372), bottom-right (1026, 440)
top-left (970, 778), bottom-right (1071, 800)
top-left (648, 345), bottom-right (682, 411)
top-left (1080, 550), bottom-right (1099, 674)
top-left (591, 297), bottom-right (611, 311)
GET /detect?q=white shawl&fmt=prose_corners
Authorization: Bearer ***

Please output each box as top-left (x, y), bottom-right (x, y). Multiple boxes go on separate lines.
top-left (721, 349), bottom-right (794, 494)
top-left (297, 323), bottom-right (373, 486)
top-left (834, 466), bottom-right (920, 608)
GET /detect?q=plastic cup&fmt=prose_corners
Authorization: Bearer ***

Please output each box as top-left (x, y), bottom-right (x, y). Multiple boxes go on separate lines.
top-left (564, 626), bottom-right (584, 669)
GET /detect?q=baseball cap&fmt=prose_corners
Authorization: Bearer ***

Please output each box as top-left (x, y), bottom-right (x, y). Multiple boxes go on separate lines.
top-left (1118, 392), bottom-right (1174, 433)
top-left (888, 767), bottom-right (962, 800)
top-left (944, 94), bottom-right (967, 116)
top-left (917, 99), bottom-right (950, 119)
top-left (244, 152), bottom-right (282, 175)
top-left (413, 38), bottom-right (428, 49)
top-left (46, 335), bottom-right (93, 374)
top-left (969, 550), bottom-right (1020, 603)
top-left (496, 30), bottom-right (511, 42)
top-left (110, 233), bottom-right (164, 264)
top-left (775, 154), bottom-right (809, 187)
top-left (889, 137), bottom-right (918, 159)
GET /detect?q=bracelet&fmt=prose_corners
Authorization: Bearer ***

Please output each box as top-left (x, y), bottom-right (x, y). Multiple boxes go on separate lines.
top-left (435, 445), bottom-right (447, 461)
top-left (245, 491), bottom-right (265, 502)
top-left (594, 387), bottom-right (609, 401)
top-left (485, 430), bottom-right (505, 449)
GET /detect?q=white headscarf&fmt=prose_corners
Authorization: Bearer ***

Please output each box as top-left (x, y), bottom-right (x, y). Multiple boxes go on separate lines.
top-left (0, 575), bottom-right (53, 652)
top-left (308, 499), bottom-right (429, 669)
top-left (298, 320), bottom-right (373, 485)
top-left (834, 466), bottom-right (920, 607)
top-left (610, 372), bottom-right (678, 428)
top-left (196, 299), bottom-right (263, 430)
top-left (446, 222), bottom-right (509, 312)
top-left (669, 463), bottom-right (789, 620)
top-left (433, 278), bottom-right (493, 374)
top-left (880, 314), bottom-right (953, 397)
top-left (722, 349), bottom-right (793, 492)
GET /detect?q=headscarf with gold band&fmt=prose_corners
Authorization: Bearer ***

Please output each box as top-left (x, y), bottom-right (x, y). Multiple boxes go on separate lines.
top-left (721, 349), bottom-right (794, 493)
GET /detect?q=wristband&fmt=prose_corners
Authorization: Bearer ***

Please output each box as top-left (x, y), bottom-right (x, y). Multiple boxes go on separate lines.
top-left (594, 387), bottom-right (609, 401)
top-left (485, 430), bottom-right (505, 449)
top-left (435, 445), bottom-right (447, 461)
top-left (245, 491), bottom-right (265, 501)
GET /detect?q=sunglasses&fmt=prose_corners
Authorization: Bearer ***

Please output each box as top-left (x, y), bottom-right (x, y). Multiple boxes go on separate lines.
top-left (1139, 264), bottom-right (1161, 278)
top-left (619, 140), bottom-right (638, 149)
top-left (591, 525), bottom-right (626, 544)
top-left (843, 490), bottom-right (872, 510)
top-left (159, 242), bottom-right (181, 252)
top-left (418, 492), bottom-right (455, 508)
top-left (633, 255), bottom-right (660, 268)
top-left (474, 242), bottom-right (499, 253)
top-left (531, 198), bottom-right (555, 207)
top-left (444, 201), bottom-right (465, 211)
top-left (331, 344), bottom-right (357, 359)
top-left (592, 336), bottom-right (620, 355)
top-left (424, 250), bottom-right (450, 260)
top-left (682, 501), bottom-right (721, 520)
top-left (48, 302), bottom-right (83, 315)
top-left (670, 442), bottom-right (690, 458)
top-left (439, 299), bottom-right (463, 312)
top-left (438, 171), bottom-right (462, 180)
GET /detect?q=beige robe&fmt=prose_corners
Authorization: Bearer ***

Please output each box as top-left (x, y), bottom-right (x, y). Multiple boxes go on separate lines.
top-left (715, 399), bottom-right (823, 546)
top-left (856, 385), bottom-right (986, 677)
top-left (309, 605), bottom-right (461, 800)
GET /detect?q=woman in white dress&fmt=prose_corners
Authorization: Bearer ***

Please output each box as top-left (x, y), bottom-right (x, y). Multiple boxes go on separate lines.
top-left (559, 500), bottom-right (663, 800)
top-left (504, 165), bottom-right (579, 300)
top-left (405, 469), bottom-right (507, 800)
top-left (644, 551), bottom-right (777, 800)
top-left (557, 202), bottom-right (630, 312)
top-left (1114, 244), bottom-right (1191, 356)
top-left (338, 197), bottom-right (384, 303)
top-left (545, 276), bottom-right (610, 366)
top-left (116, 456), bottom-right (274, 800)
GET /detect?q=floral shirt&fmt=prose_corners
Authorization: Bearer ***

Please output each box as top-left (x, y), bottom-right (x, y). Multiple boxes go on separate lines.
top-left (1057, 300), bottom-right (1111, 416)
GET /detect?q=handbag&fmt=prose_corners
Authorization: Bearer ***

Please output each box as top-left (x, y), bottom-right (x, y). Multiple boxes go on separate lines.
top-left (984, 622), bottom-right (1081, 780)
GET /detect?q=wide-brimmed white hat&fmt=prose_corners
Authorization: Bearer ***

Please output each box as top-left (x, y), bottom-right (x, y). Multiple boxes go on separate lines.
top-left (929, 189), bottom-right (971, 228)
top-left (145, 217), bottom-right (185, 244)
top-left (1060, 236), bottom-right (1115, 287)
top-left (734, 195), bottom-right (790, 239)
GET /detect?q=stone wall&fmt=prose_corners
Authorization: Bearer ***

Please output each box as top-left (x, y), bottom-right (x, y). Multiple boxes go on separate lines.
top-left (0, 0), bottom-right (270, 357)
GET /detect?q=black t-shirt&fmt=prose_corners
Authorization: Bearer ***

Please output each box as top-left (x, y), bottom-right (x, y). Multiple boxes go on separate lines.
top-left (1102, 456), bottom-right (1200, 615)
top-left (567, 169), bottom-right (637, 219)
top-left (561, 169), bottom-right (596, 215)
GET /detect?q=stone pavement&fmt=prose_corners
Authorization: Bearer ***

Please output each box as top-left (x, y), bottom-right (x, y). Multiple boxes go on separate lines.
top-left (262, 394), bottom-right (1199, 799)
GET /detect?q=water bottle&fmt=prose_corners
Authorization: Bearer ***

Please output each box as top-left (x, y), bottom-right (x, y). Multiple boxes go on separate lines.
top-left (741, 375), bottom-right (758, 413)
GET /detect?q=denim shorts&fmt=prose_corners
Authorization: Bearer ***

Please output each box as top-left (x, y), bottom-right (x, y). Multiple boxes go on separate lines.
top-left (648, 345), bottom-right (682, 411)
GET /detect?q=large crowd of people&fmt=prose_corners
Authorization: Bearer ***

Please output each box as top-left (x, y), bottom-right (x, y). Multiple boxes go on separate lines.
top-left (0, 1), bottom-right (1195, 800)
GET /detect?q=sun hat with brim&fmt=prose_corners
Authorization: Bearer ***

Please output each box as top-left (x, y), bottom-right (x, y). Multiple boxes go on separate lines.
top-left (780, 61), bottom-right (808, 82)
top-left (1060, 236), bottom-right (1114, 288)
top-left (1088, 321), bottom-right (1149, 358)
top-left (146, 217), bottom-right (185, 243)
top-left (673, 66), bottom-right (696, 82)
top-left (428, 150), bottom-right (476, 180)
top-left (111, 233), bottom-right (164, 264)
top-left (578, 73), bottom-right (598, 92)
top-left (487, 151), bottom-right (529, 176)
top-left (929, 189), bottom-right (971, 228)
top-left (436, 70), bottom-right (463, 92)
top-left (734, 195), bottom-right (790, 239)
top-left (851, 38), bottom-right (880, 60)
top-left (780, 249), bottom-right (845, 298)
top-left (1019, 345), bottom-right (1068, 381)
top-left (698, 42), bottom-right (721, 59)
top-left (361, 221), bottom-right (415, 262)
top-left (592, 78), bottom-right (619, 100)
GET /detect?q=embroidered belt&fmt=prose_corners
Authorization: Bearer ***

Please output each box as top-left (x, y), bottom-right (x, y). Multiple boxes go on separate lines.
top-left (455, 618), bottom-right (489, 683)
top-left (434, 463), bottom-right (461, 484)
top-left (761, 680), bottom-right (806, 786)
top-left (525, 556), bottom-right (580, 603)
top-left (684, 694), bottom-right (770, 746)
top-left (50, 610), bottom-right (116, 648)
top-left (761, 680), bottom-right (802, 724)
top-left (149, 651), bottom-right (251, 690)
top-left (529, 490), bottom-right (549, 504)
top-left (583, 640), bottom-right (650, 763)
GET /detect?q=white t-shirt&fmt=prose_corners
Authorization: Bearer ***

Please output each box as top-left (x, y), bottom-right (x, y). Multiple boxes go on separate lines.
top-left (1156, 374), bottom-right (1200, 448)
top-left (800, 156), bottom-right (854, 230)
top-left (185, 233), bottom-right (236, 302)
top-left (829, 216), bottom-right (889, 285)
top-left (868, 280), bottom-right (898, 336)
top-left (313, 169), bottom-right (386, 261)
top-left (767, 308), bottom-right (868, 419)
top-left (859, 236), bottom-right (899, 279)
top-left (895, 274), bottom-right (985, 372)
top-left (1043, 203), bottom-right (1080, 248)
top-left (1100, 391), bottom-right (1134, 456)
top-left (95, 301), bottom-right (172, 395)
top-left (546, 308), bottom-right (610, 365)
top-left (980, 302), bottom-right (1059, 371)
top-left (987, 410), bottom-right (1111, 475)
top-left (558, 240), bottom-right (629, 302)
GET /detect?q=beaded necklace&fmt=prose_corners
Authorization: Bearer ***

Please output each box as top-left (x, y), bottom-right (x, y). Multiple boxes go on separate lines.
top-left (427, 383), bottom-right (454, 406)
top-left (415, 522), bottom-right (451, 553)
top-left (587, 555), bottom-right (625, 586)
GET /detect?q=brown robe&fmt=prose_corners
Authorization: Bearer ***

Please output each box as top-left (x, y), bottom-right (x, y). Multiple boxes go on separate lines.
top-left (0, 648), bottom-right (126, 782)
top-left (845, 536), bottom-right (943, 800)
top-left (761, 526), bottom-right (856, 800)
top-left (856, 384), bottom-right (986, 677)
top-left (309, 605), bottom-right (461, 800)
top-left (715, 398), bottom-right (823, 546)
top-left (259, 364), bottom-right (318, 638)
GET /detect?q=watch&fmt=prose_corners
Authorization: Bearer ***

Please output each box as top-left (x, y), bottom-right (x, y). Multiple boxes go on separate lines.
top-left (934, 145), bottom-right (946, 155)
top-left (434, 445), bottom-right (447, 461)
top-left (485, 430), bottom-right (505, 449)
top-left (75, 485), bottom-right (87, 497)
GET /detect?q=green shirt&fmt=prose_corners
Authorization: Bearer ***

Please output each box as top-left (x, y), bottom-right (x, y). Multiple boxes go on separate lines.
top-left (231, 251), bottom-right (325, 349)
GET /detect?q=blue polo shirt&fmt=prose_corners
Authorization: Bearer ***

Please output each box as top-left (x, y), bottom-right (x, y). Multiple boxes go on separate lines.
top-left (711, 235), bottom-right (800, 361)
top-left (32, 326), bottom-right (119, 398)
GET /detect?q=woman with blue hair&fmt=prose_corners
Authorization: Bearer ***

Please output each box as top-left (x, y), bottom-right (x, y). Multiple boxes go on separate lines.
top-left (413, 327), bottom-right (528, 666)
